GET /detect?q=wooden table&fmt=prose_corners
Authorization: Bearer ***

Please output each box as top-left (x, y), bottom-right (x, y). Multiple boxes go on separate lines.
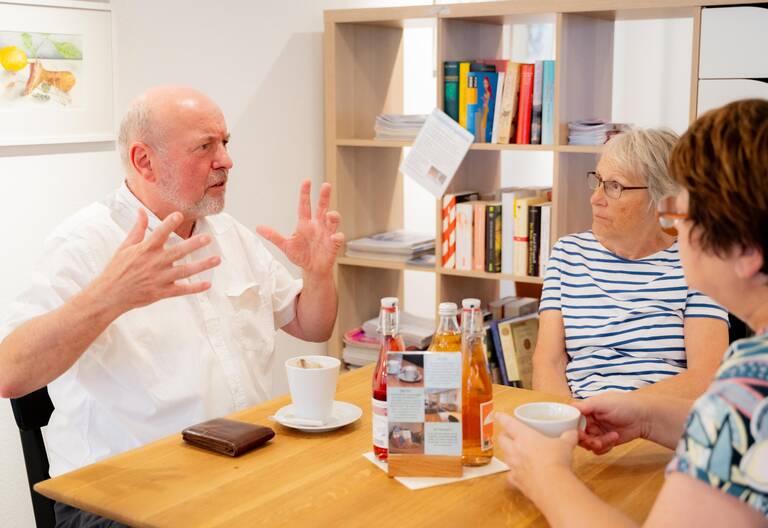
top-left (36, 365), bottom-right (673, 527)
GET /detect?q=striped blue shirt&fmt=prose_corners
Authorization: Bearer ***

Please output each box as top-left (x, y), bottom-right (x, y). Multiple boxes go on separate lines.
top-left (539, 231), bottom-right (728, 398)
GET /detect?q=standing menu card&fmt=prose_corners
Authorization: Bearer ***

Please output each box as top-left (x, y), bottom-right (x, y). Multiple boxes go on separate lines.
top-left (386, 351), bottom-right (463, 477)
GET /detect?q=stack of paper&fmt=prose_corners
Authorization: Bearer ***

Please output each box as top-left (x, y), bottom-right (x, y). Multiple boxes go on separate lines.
top-left (374, 114), bottom-right (428, 141)
top-left (567, 119), bottom-right (630, 145)
top-left (362, 311), bottom-right (435, 349)
top-left (342, 327), bottom-right (379, 368)
top-left (345, 230), bottom-right (435, 262)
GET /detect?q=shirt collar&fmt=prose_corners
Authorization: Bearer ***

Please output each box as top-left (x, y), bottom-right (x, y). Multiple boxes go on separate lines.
top-left (114, 181), bottom-right (185, 243)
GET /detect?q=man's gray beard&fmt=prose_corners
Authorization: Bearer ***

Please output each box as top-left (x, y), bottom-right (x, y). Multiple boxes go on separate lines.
top-left (156, 165), bottom-right (226, 219)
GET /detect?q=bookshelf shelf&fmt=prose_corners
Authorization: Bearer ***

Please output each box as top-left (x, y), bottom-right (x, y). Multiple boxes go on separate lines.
top-left (336, 139), bottom-right (412, 148)
top-left (324, 0), bottom-right (738, 360)
top-left (556, 144), bottom-right (606, 153)
top-left (439, 267), bottom-right (545, 284)
top-left (337, 256), bottom-right (434, 273)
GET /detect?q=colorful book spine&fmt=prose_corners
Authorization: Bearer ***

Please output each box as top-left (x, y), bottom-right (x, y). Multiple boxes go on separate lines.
top-left (442, 191), bottom-right (480, 269)
top-left (472, 201), bottom-right (487, 271)
top-left (496, 62), bottom-right (520, 144)
top-left (539, 203), bottom-right (552, 276)
top-left (443, 61), bottom-right (460, 122)
top-left (527, 205), bottom-right (542, 276)
top-left (515, 64), bottom-right (535, 145)
top-left (465, 73), bottom-right (480, 140)
top-left (485, 203), bottom-right (502, 273)
top-left (442, 194), bottom-right (458, 269)
top-left (541, 60), bottom-right (556, 145)
top-left (501, 191), bottom-right (515, 274)
top-left (458, 61), bottom-right (471, 129)
top-left (455, 201), bottom-right (474, 271)
top-left (530, 60), bottom-right (544, 145)
top-left (490, 72), bottom-right (505, 144)
top-left (467, 72), bottom-right (498, 143)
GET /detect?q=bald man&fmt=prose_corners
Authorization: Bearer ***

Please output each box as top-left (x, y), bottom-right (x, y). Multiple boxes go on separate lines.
top-left (0, 86), bottom-right (343, 492)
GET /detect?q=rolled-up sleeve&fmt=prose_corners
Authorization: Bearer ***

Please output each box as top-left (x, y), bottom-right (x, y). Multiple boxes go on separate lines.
top-left (539, 239), bottom-right (564, 313)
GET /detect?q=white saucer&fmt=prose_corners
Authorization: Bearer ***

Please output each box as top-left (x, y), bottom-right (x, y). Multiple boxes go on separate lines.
top-left (272, 401), bottom-right (362, 433)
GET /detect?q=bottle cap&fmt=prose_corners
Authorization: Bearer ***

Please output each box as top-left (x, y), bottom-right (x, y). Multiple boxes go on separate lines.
top-left (381, 297), bottom-right (399, 308)
top-left (461, 298), bottom-right (481, 310)
top-left (438, 302), bottom-right (458, 316)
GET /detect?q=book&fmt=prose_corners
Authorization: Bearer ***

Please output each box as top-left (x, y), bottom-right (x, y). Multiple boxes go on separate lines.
top-left (472, 201), bottom-right (487, 271)
top-left (501, 297), bottom-right (539, 319)
top-left (362, 312), bottom-right (435, 349)
top-left (466, 71), bottom-right (498, 143)
top-left (455, 201), bottom-right (474, 270)
top-left (458, 61), bottom-right (471, 128)
top-left (527, 204), bottom-right (542, 276)
top-left (490, 72), bottom-right (505, 144)
top-left (500, 188), bottom-right (538, 274)
top-left (513, 195), bottom-right (548, 276)
top-left (539, 203), bottom-right (552, 276)
top-left (442, 191), bottom-right (480, 269)
top-left (530, 60), bottom-right (544, 144)
top-left (485, 202), bottom-right (502, 273)
top-left (347, 230), bottom-right (434, 255)
top-left (443, 61), bottom-right (460, 122)
top-left (496, 62), bottom-right (520, 144)
top-left (541, 60), bottom-right (556, 145)
top-left (374, 114), bottom-right (428, 141)
top-left (491, 313), bottom-right (539, 387)
top-left (515, 64), bottom-right (535, 145)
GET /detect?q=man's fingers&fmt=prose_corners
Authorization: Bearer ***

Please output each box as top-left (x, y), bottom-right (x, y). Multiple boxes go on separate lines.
top-left (330, 232), bottom-right (345, 250)
top-left (298, 180), bottom-right (312, 221)
top-left (165, 256), bottom-right (221, 282)
top-left (256, 225), bottom-right (287, 251)
top-left (147, 212), bottom-right (184, 248)
top-left (325, 210), bottom-right (341, 232)
top-left (164, 234), bottom-right (213, 263)
top-left (119, 209), bottom-right (149, 249)
top-left (315, 182), bottom-right (331, 221)
top-left (165, 280), bottom-right (212, 298)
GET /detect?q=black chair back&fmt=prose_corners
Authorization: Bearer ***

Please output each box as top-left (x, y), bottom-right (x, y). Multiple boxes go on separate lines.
top-left (10, 386), bottom-right (55, 528)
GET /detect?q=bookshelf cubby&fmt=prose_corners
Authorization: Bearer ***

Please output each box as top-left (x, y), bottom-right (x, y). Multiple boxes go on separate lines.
top-left (324, 0), bottom-right (748, 361)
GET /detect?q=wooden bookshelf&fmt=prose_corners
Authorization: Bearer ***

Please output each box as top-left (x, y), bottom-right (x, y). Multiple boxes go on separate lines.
top-left (323, 0), bottom-right (750, 360)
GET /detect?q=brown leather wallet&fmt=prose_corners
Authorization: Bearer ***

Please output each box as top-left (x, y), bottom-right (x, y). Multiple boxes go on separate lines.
top-left (182, 418), bottom-right (275, 456)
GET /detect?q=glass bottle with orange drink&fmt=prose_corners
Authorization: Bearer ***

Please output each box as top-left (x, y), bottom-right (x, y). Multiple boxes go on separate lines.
top-left (460, 298), bottom-right (494, 466)
top-left (372, 297), bottom-right (405, 461)
top-left (428, 302), bottom-right (461, 352)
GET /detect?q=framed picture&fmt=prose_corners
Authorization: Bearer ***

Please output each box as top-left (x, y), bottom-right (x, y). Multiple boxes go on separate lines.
top-left (0, 0), bottom-right (113, 145)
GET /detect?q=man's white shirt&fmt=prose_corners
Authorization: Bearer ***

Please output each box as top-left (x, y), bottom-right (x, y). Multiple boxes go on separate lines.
top-left (0, 183), bottom-right (302, 477)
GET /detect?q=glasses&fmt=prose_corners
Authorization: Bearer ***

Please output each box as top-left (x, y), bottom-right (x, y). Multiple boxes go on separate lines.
top-left (657, 195), bottom-right (688, 236)
top-left (586, 171), bottom-right (648, 199)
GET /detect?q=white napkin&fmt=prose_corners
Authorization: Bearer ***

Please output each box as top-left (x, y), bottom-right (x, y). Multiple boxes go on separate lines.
top-left (362, 452), bottom-right (509, 490)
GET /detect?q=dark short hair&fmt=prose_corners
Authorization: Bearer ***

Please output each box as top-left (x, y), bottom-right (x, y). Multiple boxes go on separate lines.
top-left (669, 99), bottom-right (768, 273)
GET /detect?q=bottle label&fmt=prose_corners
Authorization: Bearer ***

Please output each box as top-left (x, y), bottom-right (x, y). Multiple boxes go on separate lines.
top-left (480, 400), bottom-right (493, 451)
top-left (372, 398), bottom-right (388, 449)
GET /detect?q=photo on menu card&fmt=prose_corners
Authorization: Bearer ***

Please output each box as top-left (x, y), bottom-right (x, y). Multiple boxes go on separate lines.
top-left (387, 351), bottom-right (463, 458)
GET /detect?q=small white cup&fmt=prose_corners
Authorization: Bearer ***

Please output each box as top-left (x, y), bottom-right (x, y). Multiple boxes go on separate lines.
top-left (285, 355), bottom-right (340, 422)
top-left (514, 402), bottom-right (584, 438)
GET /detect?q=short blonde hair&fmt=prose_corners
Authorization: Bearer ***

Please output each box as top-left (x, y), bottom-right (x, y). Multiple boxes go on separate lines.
top-left (602, 127), bottom-right (680, 206)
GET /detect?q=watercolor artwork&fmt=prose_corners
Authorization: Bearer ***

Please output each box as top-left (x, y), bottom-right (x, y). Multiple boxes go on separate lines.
top-left (0, 31), bottom-right (83, 108)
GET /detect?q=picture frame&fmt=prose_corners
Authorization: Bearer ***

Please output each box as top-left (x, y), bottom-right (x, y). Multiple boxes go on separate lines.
top-left (0, 0), bottom-right (114, 146)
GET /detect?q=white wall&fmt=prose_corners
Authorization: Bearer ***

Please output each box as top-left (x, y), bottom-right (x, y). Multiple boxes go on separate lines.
top-left (0, 2), bottom-right (693, 526)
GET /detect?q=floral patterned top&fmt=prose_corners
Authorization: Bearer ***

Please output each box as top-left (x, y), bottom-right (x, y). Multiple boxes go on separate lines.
top-left (668, 333), bottom-right (768, 517)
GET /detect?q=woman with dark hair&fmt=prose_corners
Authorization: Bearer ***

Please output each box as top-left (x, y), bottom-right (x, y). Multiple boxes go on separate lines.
top-left (497, 99), bottom-right (768, 527)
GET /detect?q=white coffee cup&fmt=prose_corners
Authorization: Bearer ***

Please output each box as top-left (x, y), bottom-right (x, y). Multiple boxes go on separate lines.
top-left (514, 402), bottom-right (584, 438)
top-left (285, 355), bottom-right (340, 422)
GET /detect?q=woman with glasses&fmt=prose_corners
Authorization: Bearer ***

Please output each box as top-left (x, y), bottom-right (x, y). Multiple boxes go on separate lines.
top-left (498, 99), bottom-right (768, 527)
top-left (533, 128), bottom-right (728, 399)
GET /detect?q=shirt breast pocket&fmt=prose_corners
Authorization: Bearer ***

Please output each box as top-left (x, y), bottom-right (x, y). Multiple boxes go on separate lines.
top-left (226, 282), bottom-right (275, 352)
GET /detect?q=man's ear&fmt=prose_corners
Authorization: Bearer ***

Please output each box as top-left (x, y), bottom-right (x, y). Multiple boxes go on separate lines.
top-left (129, 142), bottom-right (156, 183)
top-left (734, 245), bottom-right (765, 280)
